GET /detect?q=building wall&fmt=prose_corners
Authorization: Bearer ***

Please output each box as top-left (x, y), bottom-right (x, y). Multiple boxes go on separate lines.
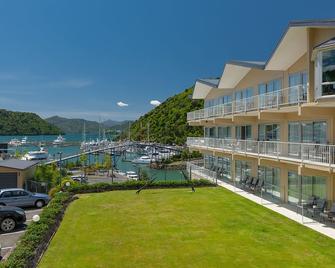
top-left (0, 166), bottom-right (36, 188)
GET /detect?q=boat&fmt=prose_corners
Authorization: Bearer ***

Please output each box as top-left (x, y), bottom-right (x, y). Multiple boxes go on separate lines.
top-left (132, 155), bottom-right (152, 164)
top-left (8, 138), bottom-right (21, 147)
top-left (21, 136), bottom-right (28, 145)
top-left (53, 135), bottom-right (65, 145)
top-left (22, 148), bottom-right (48, 161)
top-left (126, 171), bottom-right (138, 180)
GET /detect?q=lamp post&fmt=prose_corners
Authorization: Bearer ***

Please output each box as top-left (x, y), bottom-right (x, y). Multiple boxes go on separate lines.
top-left (57, 152), bottom-right (63, 186)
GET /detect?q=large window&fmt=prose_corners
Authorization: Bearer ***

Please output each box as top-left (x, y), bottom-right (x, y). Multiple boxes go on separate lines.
top-left (288, 72), bottom-right (308, 103)
top-left (217, 156), bottom-right (231, 180)
top-left (288, 121), bottom-right (327, 144)
top-left (204, 95), bottom-right (232, 108)
top-left (235, 125), bottom-right (252, 140)
top-left (258, 166), bottom-right (280, 199)
top-left (288, 172), bottom-right (327, 204)
top-left (258, 79), bottom-right (282, 95)
top-left (204, 127), bottom-right (217, 138)
top-left (218, 126), bottom-right (231, 139)
top-left (258, 124), bottom-right (280, 141)
top-left (315, 49), bottom-right (335, 98)
top-left (235, 160), bottom-right (251, 182)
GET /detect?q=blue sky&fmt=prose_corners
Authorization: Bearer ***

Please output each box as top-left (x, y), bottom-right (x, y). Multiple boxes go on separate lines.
top-left (0, 0), bottom-right (334, 121)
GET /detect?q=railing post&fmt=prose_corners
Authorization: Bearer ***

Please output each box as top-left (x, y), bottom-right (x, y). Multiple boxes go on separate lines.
top-left (297, 85), bottom-right (301, 105)
top-left (329, 146), bottom-right (332, 169)
top-left (301, 143), bottom-right (304, 164)
top-left (244, 98), bottom-right (247, 113)
top-left (276, 91), bottom-right (279, 109)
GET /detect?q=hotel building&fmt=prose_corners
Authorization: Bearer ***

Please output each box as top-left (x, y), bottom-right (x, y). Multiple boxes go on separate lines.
top-left (187, 19), bottom-right (335, 206)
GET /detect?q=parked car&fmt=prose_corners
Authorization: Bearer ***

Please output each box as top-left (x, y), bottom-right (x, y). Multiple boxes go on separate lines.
top-left (0, 188), bottom-right (50, 208)
top-left (71, 174), bottom-right (88, 184)
top-left (0, 205), bottom-right (26, 232)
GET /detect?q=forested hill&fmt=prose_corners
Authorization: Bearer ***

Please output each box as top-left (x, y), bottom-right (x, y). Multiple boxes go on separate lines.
top-left (126, 87), bottom-right (203, 145)
top-left (46, 116), bottom-right (101, 134)
top-left (0, 109), bottom-right (61, 135)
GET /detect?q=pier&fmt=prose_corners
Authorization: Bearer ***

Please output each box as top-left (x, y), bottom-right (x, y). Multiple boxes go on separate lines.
top-left (45, 141), bottom-right (183, 165)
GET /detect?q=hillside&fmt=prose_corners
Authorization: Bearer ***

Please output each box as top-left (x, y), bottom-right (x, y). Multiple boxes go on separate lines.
top-left (0, 109), bottom-right (61, 135)
top-left (103, 120), bottom-right (132, 128)
top-left (46, 116), bottom-right (102, 134)
top-left (124, 87), bottom-right (203, 145)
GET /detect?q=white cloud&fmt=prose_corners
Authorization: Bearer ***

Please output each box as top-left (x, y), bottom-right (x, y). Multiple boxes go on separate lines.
top-left (150, 100), bottom-right (161, 106)
top-left (117, 101), bottom-right (129, 107)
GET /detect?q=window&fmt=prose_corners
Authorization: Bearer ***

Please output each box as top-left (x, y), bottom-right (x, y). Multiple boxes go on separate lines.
top-left (288, 172), bottom-right (327, 204)
top-left (235, 160), bottom-right (251, 182)
top-left (258, 79), bottom-right (282, 95)
top-left (315, 49), bottom-right (335, 97)
top-left (218, 126), bottom-right (231, 139)
top-left (288, 121), bottom-right (327, 144)
top-left (236, 125), bottom-right (252, 140)
top-left (217, 156), bottom-right (231, 180)
top-left (258, 166), bottom-right (280, 199)
top-left (258, 124), bottom-right (280, 141)
top-left (288, 72), bottom-right (308, 103)
top-left (0, 191), bottom-right (11, 198)
top-left (205, 95), bottom-right (232, 108)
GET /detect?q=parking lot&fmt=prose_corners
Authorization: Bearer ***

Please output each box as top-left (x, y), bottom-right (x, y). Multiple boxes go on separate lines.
top-left (0, 208), bottom-right (43, 260)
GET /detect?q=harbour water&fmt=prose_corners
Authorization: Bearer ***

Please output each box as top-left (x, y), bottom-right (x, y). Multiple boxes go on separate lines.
top-left (1, 134), bottom-right (185, 182)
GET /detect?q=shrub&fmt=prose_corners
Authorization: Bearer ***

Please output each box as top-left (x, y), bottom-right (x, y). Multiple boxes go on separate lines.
top-left (66, 179), bottom-right (215, 194)
top-left (0, 192), bottom-right (74, 268)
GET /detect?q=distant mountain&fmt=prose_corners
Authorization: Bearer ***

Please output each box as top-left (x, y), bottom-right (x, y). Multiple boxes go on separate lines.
top-left (0, 109), bottom-right (61, 135)
top-left (119, 86), bottom-right (203, 145)
top-left (103, 120), bottom-right (132, 128)
top-left (46, 116), bottom-right (101, 134)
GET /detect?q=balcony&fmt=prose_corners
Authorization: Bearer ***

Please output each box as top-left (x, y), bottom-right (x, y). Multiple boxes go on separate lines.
top-left (187, 85), bottom-right (306, 122)
top-left (187, 137), bottom-right (335, 169)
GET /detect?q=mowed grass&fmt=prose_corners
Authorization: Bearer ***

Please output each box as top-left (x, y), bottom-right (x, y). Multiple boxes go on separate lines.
top-left (39, 188), bottom-right (335, 268)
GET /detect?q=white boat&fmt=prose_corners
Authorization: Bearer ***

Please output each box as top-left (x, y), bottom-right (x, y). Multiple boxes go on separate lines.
top-left (53, 135), bottom-right (65, 145)
top-left (132, 155), bottom-right (152, 164)
top-left (21, 136), bottom-right (28, 145)
top-left (22, 148), bottom-right (48, 161)
top-left (9, 138), bottom-right (21, 146)
top-left (126, 171), bottom-right (138, 180)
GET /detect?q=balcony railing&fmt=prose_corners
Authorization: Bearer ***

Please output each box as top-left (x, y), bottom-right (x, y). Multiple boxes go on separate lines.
top-left (187, 137), bottom-right (335, 168)
top-left (187, 85), bottom-right (307, 121)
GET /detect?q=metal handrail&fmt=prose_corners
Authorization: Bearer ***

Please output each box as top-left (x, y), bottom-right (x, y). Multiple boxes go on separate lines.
top-left (187, 85), bottom-right (306, 121)
top-left (187, 137), bottom-right (335, 167)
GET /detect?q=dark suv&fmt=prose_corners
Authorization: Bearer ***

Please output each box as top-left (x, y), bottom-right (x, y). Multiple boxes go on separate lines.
top-left (0, 206), bottom-right (26, 232)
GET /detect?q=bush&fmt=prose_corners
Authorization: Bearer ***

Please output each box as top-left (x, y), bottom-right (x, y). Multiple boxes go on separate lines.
top-left (66, 179), bottom-right (215, 194)
top-left (0, 192), bottom-right (74, 268)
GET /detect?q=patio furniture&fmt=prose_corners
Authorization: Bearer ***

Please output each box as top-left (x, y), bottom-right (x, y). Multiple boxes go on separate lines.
top-left (307, 199), bottom-right (326, 219)
top-left (239, 175), bottom-right (249, 186)
top-left (295, 196), bottom-right (317, 214)
top-left (245, 177), bottom-right (254, 188)
top-left (320, 202), bottom-right (335, 223)
top-left (249, 178), bottom-right (260, 191)
top-left (253, 179), bottom-right (264, 192)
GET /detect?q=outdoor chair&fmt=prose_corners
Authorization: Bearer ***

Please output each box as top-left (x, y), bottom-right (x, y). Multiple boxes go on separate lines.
top-left (249, 178), bottom-right (259, 191)
top-left (307, 199), bottom-right (326, 219)
top-left (245, 177), bottom-right (254, 189)
top-left (295, 196), bottom-right (317, 214)
top-left (320, 202), bottom-right (335, 223)
top-left (239, 175), bottom-right (249, 186)
top-left (254, 179), bottom-right (264, 192)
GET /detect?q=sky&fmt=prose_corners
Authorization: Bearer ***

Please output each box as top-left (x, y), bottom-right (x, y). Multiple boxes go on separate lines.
top-left (0, 0), bottom-right (334, 121)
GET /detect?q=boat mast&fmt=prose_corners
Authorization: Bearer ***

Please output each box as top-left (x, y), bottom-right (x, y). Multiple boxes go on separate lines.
top-left (83, 122), bottom-right (86, 142)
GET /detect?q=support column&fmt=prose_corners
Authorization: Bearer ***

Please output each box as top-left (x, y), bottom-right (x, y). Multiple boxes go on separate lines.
top-left (307, 28), bottom-right (315, 103)
top-left (280, 167), bottom-right (288, 203)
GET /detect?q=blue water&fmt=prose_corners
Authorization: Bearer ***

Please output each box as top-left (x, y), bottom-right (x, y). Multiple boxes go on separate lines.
top-left (1, 134), bottom-right (185, 181)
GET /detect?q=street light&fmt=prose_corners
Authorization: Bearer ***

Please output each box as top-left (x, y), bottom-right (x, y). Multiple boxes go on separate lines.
top-left (57, 152), bottom-right (63, 186)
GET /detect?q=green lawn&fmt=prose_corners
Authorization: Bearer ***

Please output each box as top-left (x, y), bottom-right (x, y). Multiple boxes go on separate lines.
top-left (39, 188), bottom-right (335, 268)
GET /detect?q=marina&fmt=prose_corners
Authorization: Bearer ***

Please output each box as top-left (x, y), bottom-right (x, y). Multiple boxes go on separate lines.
top-left (0, 134), bottom-right (186, 182)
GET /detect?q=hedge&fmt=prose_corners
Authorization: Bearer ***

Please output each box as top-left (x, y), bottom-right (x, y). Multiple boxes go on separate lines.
top-left (0, 192), bottom-right (74, 268)
top-left (66, 179), bottom-right (215, 194)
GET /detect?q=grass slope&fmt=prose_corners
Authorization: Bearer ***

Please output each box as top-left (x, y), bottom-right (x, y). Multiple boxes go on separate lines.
top-left (39, 188), bottom-right (335, 268)
top-left (123, 87), bottom-right (203, 145)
